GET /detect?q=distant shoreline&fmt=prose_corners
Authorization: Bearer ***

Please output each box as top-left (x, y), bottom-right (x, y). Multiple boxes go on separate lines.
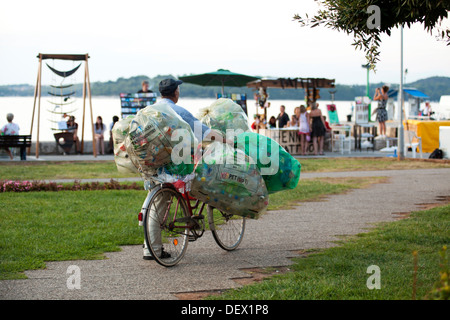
top-left (1, 75), bottom-right (448, 101)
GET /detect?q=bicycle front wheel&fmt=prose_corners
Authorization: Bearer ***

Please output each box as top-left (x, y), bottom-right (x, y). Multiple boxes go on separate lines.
top-left (207, 205), bottom-right (245, 251)
top-left (143, 186), bottom-right (189, 267)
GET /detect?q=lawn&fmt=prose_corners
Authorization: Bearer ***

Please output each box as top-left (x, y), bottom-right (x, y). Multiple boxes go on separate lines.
top-left (297, 157), bottom-right (450, 173)
top-left (0, 176), bottom-right (381, 280)
top-left (208, 204), bottom-right (450, 300)
top-left (0, 158), bottom-right (448, 181)
top-left (0, 161), bottom-right (138, 181)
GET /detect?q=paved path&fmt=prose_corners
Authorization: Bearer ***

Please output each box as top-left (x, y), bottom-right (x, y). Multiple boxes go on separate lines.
top-left (1, 168), bottom-right (449, 300)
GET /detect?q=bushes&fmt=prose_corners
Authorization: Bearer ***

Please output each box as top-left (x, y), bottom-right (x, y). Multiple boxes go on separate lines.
top-left (0, 179), bottom-right (142, 193)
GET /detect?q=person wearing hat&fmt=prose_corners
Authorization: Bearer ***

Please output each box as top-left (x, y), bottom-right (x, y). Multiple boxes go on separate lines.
top-left (143, 78), bottom-right (224, 260)
top-left (157, 78), bottom-right (214, 143)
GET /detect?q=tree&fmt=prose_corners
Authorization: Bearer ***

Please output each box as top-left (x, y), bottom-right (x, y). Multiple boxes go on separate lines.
top-left (293, 0), bottom-right (449, 68)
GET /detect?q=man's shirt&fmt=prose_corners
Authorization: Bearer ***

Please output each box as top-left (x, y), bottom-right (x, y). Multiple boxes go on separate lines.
top-left (160, 98), bottom-right (210, 142)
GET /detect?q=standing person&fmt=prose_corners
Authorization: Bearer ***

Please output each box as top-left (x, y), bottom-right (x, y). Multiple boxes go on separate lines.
top-left (94, 116), bottom-right (106, 155)
top-left (422, 101), bottom-right (432, 118)
top-left (373, 85), bottom-right (389, 137)
top-left (309, 103), bottom-right (327, 155)
top-left (276, 105), bottom-right (290, 128)
top-left (138, 80), bottom-right (153, 94)
top-left (108, 115), bottom-right (119, 154)
top-left (298, 105), bottom-right (310, 156)
top-left (1, 113), bottom-right (20, 160)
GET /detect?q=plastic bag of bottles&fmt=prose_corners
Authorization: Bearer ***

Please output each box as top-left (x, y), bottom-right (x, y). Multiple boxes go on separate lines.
top-left (124, 101), bottom-right (198, 179)
top-left (197, 98), bottom-right (250, 137)
top-left (190, 143), bottom-right (269, 219)
top-left (235, 132), bottom-right (301, 194)
top-left (112, 116), bottom-right (139, 174)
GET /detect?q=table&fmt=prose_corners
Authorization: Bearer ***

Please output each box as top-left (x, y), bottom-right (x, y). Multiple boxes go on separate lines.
top-left (330, 125), bottom-right (351, 153)
top-left (405, 120), bottom-right (450, 153)
top-left (354, 124), bottom-right (377, 151)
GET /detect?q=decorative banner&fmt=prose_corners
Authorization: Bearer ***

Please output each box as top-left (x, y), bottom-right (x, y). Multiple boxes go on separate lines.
top-left (355, 96), bottom-right (371, 124)
top-left (327, 104), bottom-right (339, 124)
top-left (120, 92), bottom-right (157, 118)
top-left (216, 93), bottom-right (247, 115)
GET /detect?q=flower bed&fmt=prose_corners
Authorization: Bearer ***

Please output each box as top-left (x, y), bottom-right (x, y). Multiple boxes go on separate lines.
top-left (0, 179), bottom-right (142, 193)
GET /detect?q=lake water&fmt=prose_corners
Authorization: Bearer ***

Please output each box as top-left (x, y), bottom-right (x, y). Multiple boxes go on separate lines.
top-left (0, 96), bottom-right (357, 142)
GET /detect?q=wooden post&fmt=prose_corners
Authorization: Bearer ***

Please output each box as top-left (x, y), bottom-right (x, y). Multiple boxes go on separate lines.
top-left (36, 54), bottom-right (43, 159)
top-left (81, 60), bottom-right (87, 154)
top-left (85, 55), bottom-right (96, 157)
top-left (29, 58), bottom-right (41, 155)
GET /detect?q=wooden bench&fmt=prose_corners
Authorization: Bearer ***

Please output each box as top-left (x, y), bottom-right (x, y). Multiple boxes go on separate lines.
top-left (0, 135), bottom-right (32, 160)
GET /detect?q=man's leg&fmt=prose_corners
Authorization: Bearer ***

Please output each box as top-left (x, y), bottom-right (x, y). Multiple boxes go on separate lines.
top-left (144, 190), bottom-right (171, 259)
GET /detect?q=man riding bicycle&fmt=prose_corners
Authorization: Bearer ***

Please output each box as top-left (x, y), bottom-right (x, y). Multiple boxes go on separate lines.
top-left (143, 78), bottom-right (222, 260)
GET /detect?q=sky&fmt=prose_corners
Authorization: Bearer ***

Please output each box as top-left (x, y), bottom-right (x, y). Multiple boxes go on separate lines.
top-left (0, 0), bottom-right (449, 86)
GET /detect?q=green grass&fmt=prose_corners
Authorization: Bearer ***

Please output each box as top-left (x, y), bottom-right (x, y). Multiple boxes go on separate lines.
top-left (0, 161), bottom-right (138, 181)
top-left (0, 190), bottom-right (146, 280)
top-left (0, 158), bottom-right (448, 181)
top-left (298, 157), bottom-right (450, 173)
top-left (208, 204), bottom-right (450, 300)
top-left (0, 177), bottom-right (380, 280)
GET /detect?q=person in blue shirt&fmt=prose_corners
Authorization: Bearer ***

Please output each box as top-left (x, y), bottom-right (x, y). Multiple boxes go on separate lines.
top-left (158, 78), bottom-right (211, 143)
top-left (143, 78), bottom-right (224, 260)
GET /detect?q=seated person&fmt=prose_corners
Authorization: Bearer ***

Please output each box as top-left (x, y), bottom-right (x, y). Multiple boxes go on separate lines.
top-left (268, 116), bottom-right (277, 128)
top-left (251, 115), bottom-right (260, 131)
top-left (66, 116), bottom-right (81, 153)
top-left (1, 113), bottom-right (20, 160)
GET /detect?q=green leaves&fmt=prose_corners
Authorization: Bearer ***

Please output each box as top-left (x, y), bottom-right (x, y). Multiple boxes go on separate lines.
top-left (293, 0), bottom-right (450, 67)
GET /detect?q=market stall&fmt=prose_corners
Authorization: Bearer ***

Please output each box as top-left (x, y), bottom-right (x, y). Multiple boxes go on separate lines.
top-left (259, 128), bottom-right (303, 155)
top-left (405, 119), bottom-right (450, 153)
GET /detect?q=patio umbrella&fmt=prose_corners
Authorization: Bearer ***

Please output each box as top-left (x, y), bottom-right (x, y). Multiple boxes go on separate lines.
top-left (179, 69), bottom-right (260, 95)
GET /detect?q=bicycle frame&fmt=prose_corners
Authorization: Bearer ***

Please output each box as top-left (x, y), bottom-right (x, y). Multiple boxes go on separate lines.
top-left (143, 183), bottom-right (206, 235)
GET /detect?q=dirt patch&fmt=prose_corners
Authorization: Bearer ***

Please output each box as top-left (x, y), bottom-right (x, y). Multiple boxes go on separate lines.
top-left (393, 195), bottom-right (450, 220)
top-left (231, 266), bottom-right (292, 286)
top-left (392, 212), bottom-right (412, 220)
top-left (174, 265), bottom-right (293, 300)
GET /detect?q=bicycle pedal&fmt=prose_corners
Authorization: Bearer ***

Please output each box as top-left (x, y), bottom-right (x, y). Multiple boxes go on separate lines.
top-left (192, 214), bottom-right (204, 220)
top-left (188, 234), bottom-right (197, 242)
top-left (175, 216), bottom-right (200, 229)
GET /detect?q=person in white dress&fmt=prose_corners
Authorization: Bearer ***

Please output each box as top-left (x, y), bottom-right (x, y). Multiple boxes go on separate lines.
top-left (298, 105), bottom-right (310, 156)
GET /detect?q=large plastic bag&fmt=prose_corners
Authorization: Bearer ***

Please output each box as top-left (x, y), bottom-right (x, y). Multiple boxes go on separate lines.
top-left (190, 143), bottom-right (269, 219)
top-left (124, 101), bottom-right (198, 179)
top-left (197, 98), bottom-right (250, 137)
top-left (112, 116), bottom-right (139, 174)
top-left (235, 132), bottom-right (301, 194)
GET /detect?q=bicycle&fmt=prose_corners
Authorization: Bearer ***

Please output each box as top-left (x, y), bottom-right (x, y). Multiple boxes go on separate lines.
top-left (140, 180), bottom-right (246, 267)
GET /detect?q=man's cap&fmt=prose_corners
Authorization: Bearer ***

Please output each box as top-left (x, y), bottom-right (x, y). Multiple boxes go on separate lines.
top-left (159, 78), bottom-right (183, 96)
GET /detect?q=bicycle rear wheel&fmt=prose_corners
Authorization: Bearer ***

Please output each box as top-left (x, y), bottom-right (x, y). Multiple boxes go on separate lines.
top-left (143, 185), bottom-right (189, 267)
top-left (207, 205), bottom-right (245, 251)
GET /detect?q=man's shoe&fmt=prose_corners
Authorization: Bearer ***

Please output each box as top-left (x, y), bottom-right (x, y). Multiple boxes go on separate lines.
top-left (143, 249), bottom-right (171, 260)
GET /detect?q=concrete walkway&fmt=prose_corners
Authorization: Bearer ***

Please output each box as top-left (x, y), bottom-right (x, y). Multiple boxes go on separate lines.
top-left (1, 168), bottom-right (449, 300)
